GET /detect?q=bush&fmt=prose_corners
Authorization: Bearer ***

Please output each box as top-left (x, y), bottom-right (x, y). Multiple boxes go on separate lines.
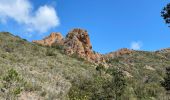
top-left (68, 75), bottom-right (116, 100)
top-left (106, 68), bottom-right (127, 100)
top-left (71, 53), bottom-right (85, 61)
top-left (46, 48), bottom-right (56, 56)
top-left (2, 69), bottom-right (25, 99)
top-left (24, 82), bottom-right (42, 92)
top-left (161, 67), bottom-right (170, 91)
top-left (96, 64), bottom-right (106, 76)
top-left (51, 44), bottom-right (64, 50)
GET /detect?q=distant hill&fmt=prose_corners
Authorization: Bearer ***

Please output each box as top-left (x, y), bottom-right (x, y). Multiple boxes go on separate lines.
top-left (0, 31), bottom-right (170, 100)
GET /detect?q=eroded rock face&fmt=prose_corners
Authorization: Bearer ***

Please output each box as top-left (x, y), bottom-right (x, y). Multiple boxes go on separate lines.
top-left (33, 32), bottom-right (64, 46)
top-left (63, 29), bottom-right (105, 63)
top-left (32, 29), bottom-right (135, 66)
top-left (64, 29), bottom-right (92, 57)
top-left (33, 28), bottom-right (105, 63)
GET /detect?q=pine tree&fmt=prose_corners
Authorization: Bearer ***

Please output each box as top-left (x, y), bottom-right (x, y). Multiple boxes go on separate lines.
top-left (161, 3), bottom-right (170, 26)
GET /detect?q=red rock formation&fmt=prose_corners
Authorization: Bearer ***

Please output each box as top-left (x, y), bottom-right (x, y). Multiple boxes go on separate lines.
top-left (33, 32), bottom-right (63, 46)
top-left (115, 48), bottom-right (133, 56)
top-left (33, 28), bottom-right (105, 63)
top-left (33, 29), bottom-right (135, 66)
top-left (64, 29), bottom-right (91, 56)
top-left (105, 48), bottom-right (133, 59)
top-left (63, 29), bottom-right (104, 63)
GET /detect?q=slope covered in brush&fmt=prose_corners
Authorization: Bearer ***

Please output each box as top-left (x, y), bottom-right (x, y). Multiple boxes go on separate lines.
top-left (0, 32), bottom-right (97, 99)
top-left (0, 32), bottom-right (170, 100)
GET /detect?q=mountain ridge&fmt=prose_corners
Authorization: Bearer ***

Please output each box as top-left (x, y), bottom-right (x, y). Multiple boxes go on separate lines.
top-left (0, 31), bottom-right (170, 99)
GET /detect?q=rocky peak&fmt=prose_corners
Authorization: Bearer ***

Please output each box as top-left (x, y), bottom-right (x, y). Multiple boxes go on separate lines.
top-left (63, 29), bottom-right (105, 63)
top-left (65, 29), bottom-right (92, 48)
top-left (33, 28), bottom-right (105, 64)
top-left (33, 32), bottom-right (63, 46)
top-left (64, 29), bottom-right (92, 56)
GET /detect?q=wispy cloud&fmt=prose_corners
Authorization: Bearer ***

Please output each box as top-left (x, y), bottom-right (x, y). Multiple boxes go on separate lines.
top-left (130, 41), bottom-right (142, 50)
top-left (0, 0), bottom-right (60, 33)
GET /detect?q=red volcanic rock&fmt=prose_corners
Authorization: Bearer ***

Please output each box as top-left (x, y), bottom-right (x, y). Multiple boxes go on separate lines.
top-left (63, 29), bottom-right (105, 63)
top-left (115, 48), bottom-right (133, 56)
top-left (33, 28), bottom-right (105, 63)
top-left (33, 32), bottom-right (63, 46)
top-left (105, 48), bottom-right (133, 59)
top-left (64, 29), bottom-right (92, 56)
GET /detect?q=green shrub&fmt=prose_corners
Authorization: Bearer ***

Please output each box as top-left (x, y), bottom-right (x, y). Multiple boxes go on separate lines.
top-left (2, 69), bottom-right (25, 99)
top-left (46, 48), bottom-right (56, 56)
top-left (96, 64), bottom-right (106, 76)
top-left (110, 69), bottom-right (127, 100)
top-left (161, 67), bottom-right (170, 91)
top-left (71, 53), bottom-right (85, 61)
top-left (51, 44), bottom-right (64, 50)
top-left (40, 91), bottom-right (47, 97)
top-left (69, 75), bottom-right (116, 100)
top-left (24, 82), bottom-right (42, 92)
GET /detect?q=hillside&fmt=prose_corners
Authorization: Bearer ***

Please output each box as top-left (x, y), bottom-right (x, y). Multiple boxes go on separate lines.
top-left (0, 31), bottom-right (170, 100)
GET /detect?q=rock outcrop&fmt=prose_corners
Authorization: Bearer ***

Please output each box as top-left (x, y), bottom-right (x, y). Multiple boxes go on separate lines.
top-left (33, 29), bottom-right (134, 65)
top-left (63, 29), bottom-right (105, 63)
top-left (64, 29), bottom-right (92, 57)
top-left (33, 28), bottom-right (105, 63)
top-left (33, 32), bottom-right (64, 46)
top-left (63, 29), bottom-right (103, 62)
top-left (105, 48), bottom-right (133, 59)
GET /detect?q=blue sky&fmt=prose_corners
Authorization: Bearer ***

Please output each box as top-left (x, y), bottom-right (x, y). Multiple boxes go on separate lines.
top-left (0, 0), bottom-right (170, 54)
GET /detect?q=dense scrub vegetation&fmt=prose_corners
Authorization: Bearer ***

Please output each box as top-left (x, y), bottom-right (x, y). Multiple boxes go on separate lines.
top-left (0, 32), bottom-right (170, 99)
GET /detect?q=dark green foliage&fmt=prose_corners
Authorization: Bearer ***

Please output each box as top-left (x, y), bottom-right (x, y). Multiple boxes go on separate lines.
top-left (161, 3), bottom-right (170, 25)
top-left (68, 75), bottom-right (115, 100)
top-left (106, 51), bottom-right (168, 99)
top-left (69, 68), bottom-right (127, 100)
top-left (162, 67), bottom-right (170, 91)
top-left (22, 39), bottom-right (27, 41)
top-left (2, 69), bottom-right (25, 99)
top-left (46, 48), bottom-right (56, 56)
top-left (3, 69), bottom-right (20, 88)
top-left (108, 68), bottom-right (127, 100)
top-left (51, 44), bottom-right (64, 50)
top-left (40, 91), bottom-right (47, 97)
top-left (96, 64), bottom-right (106, 76)
top-left (13, 87), bottom-right (22, 95)
top-left (114, 71), bottom-right (126, 100)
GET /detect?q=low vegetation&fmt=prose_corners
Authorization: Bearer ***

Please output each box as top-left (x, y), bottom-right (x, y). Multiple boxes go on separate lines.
top-left (0, 32), bottom-right (170, 99)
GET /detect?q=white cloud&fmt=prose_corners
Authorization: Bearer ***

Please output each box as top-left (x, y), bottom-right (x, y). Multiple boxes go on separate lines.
top-left (130, 41), bottom-right (142, 50)
top-left (0, 0), bottom-right (60, 33)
